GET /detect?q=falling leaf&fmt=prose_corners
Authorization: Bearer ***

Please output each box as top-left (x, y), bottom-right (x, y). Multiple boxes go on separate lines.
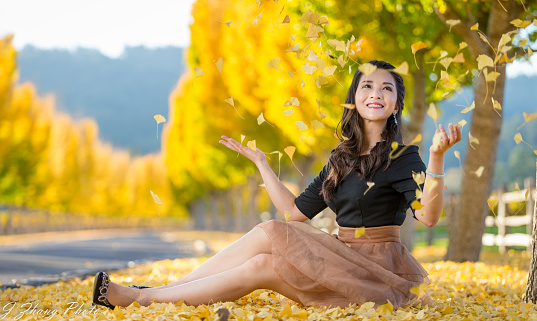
top-left (283, 109), bottom-right (294, 116)
top-left (267, 58), bottom-right (280, 69)
top-left (355, 226), bottom-right (366, 238)
top-left (150, 190), bottom-right (163, 204)
top-left (284, 211), bottom-right (291, 222)
top-left (427, 103), bottom-right (438, 123)
top-left (311, 120), bottom-right (324, 130)
top-left (282, 15), bottom-right (290, 23)
top-left (492, 98), bottom-right (502, 114)
top-left (194, 67), bottom-right (204, 78)
top-left (459, 42), bottom-right (468, 50)
top-left (284, 146), bottom-right (303, 176)
top-left (286, 43), bottom-right (300, 52)
top-left (358, 63), bottom-right (377, 76)
top-left (306, 66), bottom-right (318, 75)
top-left (319, 110), bottom-right (327, 119)
top-left (468, 131), bottom-right (480, 149)
top-left (471, 22), bottom-right (479, 30)
top-left (270, 150), bottom-right (283, 179)
top-left (425, 179), bottom-right (439, 193)
top-left (214, 57), bottom-right (223, 73)
top-left (305, 24), bottom-right (320, 39)
top-left (323, 65), bottom-right (337, 77)
top-left (240, 135), bottom-right (245, 144)
top-left (154, 114), bottom-right (166, 139)
top-left (295, 121), bottom-right (308, 132)
top-left (440, 57), bottom-right (452, 70)
top-left (511, 18), bottom-right (531, 28)
top-left (461, 101), bottom-right (475, 114)
top-left (247, 140), bottom-right (256, 152)
top-left (514, 133), bottom-right (523, 144)
top-left (225, 96), bottom-right (244, 119)
top-left (487, 198), bottom-right (498, 213)
top-left (364, 182), bottom-right (375, 195)
top-left (477, 54), bottom-right (494, 71)
top-left (412, 200), bottom-right (424, 210)
top-left (474, 166), bottom-right (485, 177)
top-left (341, 104), bottom-right (356, 109)
top-left (393, 61), bottom-right (409, 75)
top-left (432, 131), bottom-right (442, 151)
top-left (411, 41), bottom-right (427, 54)
top-left (413, 171), bottom-right (426, 185)
top-left (291, 97), bottom-right (300, 106)
top-left (446, 19), bottom-right (460, 32)
top-left (410, 283), bottom-right (428, 296)
top-left (458, 119), bottom-right (467, 129)
top-left (257, 112), bottom-right (274, 127)
top-left (523, 112), bottom-right (537, 123)
top-left (287, 71), bottom-right (294, 78)
top-left (454, 150), bottom-right (460, 160)
top-left (486, 71), bottom-right (500, 82)
top-left (452, 52), bottom-right (465, 63)
top-left (316, 75), bottom-right (328, 88)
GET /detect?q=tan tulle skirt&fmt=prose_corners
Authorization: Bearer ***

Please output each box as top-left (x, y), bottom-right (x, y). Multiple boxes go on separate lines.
top-left (255, 220), bottom-right (431, 309)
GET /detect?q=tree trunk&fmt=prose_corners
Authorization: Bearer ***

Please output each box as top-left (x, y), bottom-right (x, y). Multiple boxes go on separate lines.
top-left (524, 161), bottom-right (537, 303)
top-left (401, 51), bottom-right (427, 251)
top-left (445, 64), bottom-right (506, 262)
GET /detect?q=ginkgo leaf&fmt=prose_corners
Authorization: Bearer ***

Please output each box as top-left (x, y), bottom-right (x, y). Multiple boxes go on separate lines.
top-left (150, 190), bottom-right (163, 204)
top-left (316, 75), bottom-right (328, 88)
top-left (428, 103), bottom-right (438, 123)
top-left (338, 55), bottom-right (346, 68)
top-left (240, 135), bottom-right (245, 144)
top-left (514, 133), bottom-right (523, 144)
top-left (257, 112), bottom-right (274, 127)
top-left (341, 104), bottom-right (356, 109)
top-left (225, 96), bottom-right (244, 119)
top-left (412, 200), bottom-right (424, 210)
top-left (474, 166), bottom-right (485, 177)
top-left (523, 112), bottom-right (537, 123)
top-left (492, 98), bottom-right (502, 113)
top-left (270, 150), bottom-right (283, 179)
top-left (284, 146), bottom-right (303, 176)
top-left (471, 23), bottom-right (479, 30)
top-left (306, 66), bottom-right (318, 75)
top-left (511, 18), bottom-right (531, 28)
top-left (214, 57), bottom-right (223, 73)
top-left (477, 54), bottom-right (494, 70)
top-left (323, 65), bottom-right (337, 77)
top-left (469, 131), bottom-right (480, 149)
top-left (459, 42), bottom-right (468, 50)
top-left (247, 140), bottom-right (256, 152)
top-left (487, 198), bottom-right (498, 213)
top-left (461, 101), bottom-right (475, 114)
top-left (282, 15), bottom-right (290, 23)
top-left (364, 182), bottom-right (375, 195)
top-left (252, 19), bottom-right (259, 25)
top-left (446, 19), bottom-right (460, 32)
top-left (432, 131), bottom-right (442, 151)
top-left (519, 39), bottom-right (528, 47)
top-left (410, 283), bottom-right (428, 296)
top-left (287, 71), bottom-right (294, 78)
top-left (291, 97), bottom-right (300, 106)
top-left (154, 114), bottom-right (166, 139)
top-left (267, 58), bottom-right (280, 69)
top-left (286, 43), bottom-right (300, 52)
top-left (486, 71), bottom-right (500, 82)
top-left (411, 41), bottom-right (427, 54)
top-left (452, 53), bottom-right (465, 63)
top-left (415, 188), bottom-right (423, 200)
top-left (194, 67), bottom-right (204, 78)
top-left (256, 9), bottom-right (263, 19)
top-left (458, 119), bottom-right (467, 129)
top-left (295, 121), bottom-right (308, 132)
top-left (305, 24), bottom-right (320, 39)
top-left (498, 34), bottom-right (511, 49)
top-left (311, 120), bottom-right (324, 130)
top-left (454, 150), bottom-right (460, 160)
top-left (355, 226), bottom-right (366, 239)
top-left (284, 211), bottom-right (291, 222)
top-left (283, 109), bottom-right (294, 116)
top-left (410, 134), bottom-right (422, 145)
top-left (359, 63), bottom-right (377, 76)
top-left (425, 179), bottom-right (439, 193)
top-left (440, 57), bottom-right (452, 70)
top-left (413, 171), bottom-right (426, 185)
top-left (319, 110), bottom-right (327, 119)
top-left (393, 61), bottom-right (409, 75)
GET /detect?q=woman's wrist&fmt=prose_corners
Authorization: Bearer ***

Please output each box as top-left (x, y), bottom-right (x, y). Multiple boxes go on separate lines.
top-left (426, 170), bottom-right (445, 179)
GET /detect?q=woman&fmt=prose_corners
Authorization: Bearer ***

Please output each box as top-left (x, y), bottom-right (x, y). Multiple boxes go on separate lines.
top-left (92, 60), bottom-right (461, 310)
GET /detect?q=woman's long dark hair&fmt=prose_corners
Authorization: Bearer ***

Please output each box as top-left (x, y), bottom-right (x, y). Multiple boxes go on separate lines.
top-left (321, 60), bottom-right (405, 201)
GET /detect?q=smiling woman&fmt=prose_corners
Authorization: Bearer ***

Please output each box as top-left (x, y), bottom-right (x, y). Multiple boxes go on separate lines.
top-left (0, 0), bottom-right (196, 57)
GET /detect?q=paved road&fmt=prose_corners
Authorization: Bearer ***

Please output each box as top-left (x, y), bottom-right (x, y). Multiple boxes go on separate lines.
top-left (0, 229), bottom-right (209, 287)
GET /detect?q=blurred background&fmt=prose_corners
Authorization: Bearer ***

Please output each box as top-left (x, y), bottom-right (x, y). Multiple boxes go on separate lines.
top-left (0, 0), bottom-right (537, 267)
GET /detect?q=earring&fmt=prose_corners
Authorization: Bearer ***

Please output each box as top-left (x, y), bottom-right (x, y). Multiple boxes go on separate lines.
top-left (393, 113), bottom-right (398, 126)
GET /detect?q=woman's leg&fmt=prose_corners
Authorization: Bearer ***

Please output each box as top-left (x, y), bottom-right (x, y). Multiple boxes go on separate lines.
top-left (107, 253), bottom-right (302, 307)
top-left (150, 224), bottom-right (272, 289)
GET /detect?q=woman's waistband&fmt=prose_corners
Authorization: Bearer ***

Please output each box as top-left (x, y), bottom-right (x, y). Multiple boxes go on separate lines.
top-left (337, 225), bottom-right (401, 243)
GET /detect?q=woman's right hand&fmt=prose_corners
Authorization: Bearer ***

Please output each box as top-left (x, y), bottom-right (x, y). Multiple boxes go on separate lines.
top-left (219, 135), bottom-right (267, 166)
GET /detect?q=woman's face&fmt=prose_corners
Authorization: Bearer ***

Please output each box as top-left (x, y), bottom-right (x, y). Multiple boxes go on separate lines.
top-left (354, 68), bottom-right (398, 124)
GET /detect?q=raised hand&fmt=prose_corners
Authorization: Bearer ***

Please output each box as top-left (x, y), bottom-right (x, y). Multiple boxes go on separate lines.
top-left (219, 135), bottom-right (267, 166)
top-left (430, 123), bottom-right (462, 155)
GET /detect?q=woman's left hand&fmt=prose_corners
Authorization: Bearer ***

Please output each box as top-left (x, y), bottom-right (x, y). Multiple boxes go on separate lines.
top-left (430, 123), bottom-right (462, 155)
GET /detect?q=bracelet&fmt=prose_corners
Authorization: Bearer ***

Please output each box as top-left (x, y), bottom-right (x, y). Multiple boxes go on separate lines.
top-left (426, 170), bottom-right (445, 179)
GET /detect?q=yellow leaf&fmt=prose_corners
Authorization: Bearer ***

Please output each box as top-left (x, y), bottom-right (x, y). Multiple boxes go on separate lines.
top-left (154, 114), bottom-right (166, 124)
top-left (492, 98), bottom-right (502, 111)
top-left (358, 63), bottom-right (377, 76)
top-left (519, 39), bottom-right (528, 47)
top-left (425, 179), bottom-right (438, 193)
top-left (194, 67), bottom-right (204, 78)
top-left (285, 146), bottom-right (303, 176)
top-left (284, 211), bottom-right (291, 222)
top-left (441, 306), bottom-right (454, 316)
top-left (338, 55), bottom-right (346, 68)
top-left (498, 33), bottom-right (511, 49)
top-left (214, 57), bottom-right (223, 73)
top-left (452, 52), bottom-right (465, 63)
top-left (459, 42), bottom-right (468, 50)
top-left (427, 103), bottom-right (438, 123)
top-left (323, 65), bottom-right (337, 77)
top-left (486, 71), bottom-right (500, 82)
top-left (225, 97), bottom-right (234, 107)
top-left (282, 15), bottom-right (290, 23)
top-left (295, 121), bottom-right (308, 132)
top-left (286, 43), bottom-right (300, 52)
top-left (454, 150), bottom-right (460, 160)
top-left (468, 131), bottom-right (480, 149)
top-left (376, 301), bottom-right (393, 314)
top-left (311, 120), bottom-right (324, 130)
top-left (410, 134), bottom-right (422, 145)
top-left (477, 54), bottom-right (494, 70)
top-left (410, 282), bottom-right (427, 296)
top-left (432, 131), bottom-right (442, 151)
top-left (415, 188), bottom-right (423, 200)
top-left (267, 58), bottom-right (280, 70)
top-left (523, 112), bottom-right (537, 123)
top-left (305, 24), bottom-right (320, 38)
top-left (487, 198), bottom-right (498, 211)
top-left (355, 226), bottom-right (366, 238)
top-left (458, 119), bottom-right (467, 129)
top-left (247, 140), bottom-right (256, 151)
top-left (306, 66), bottom-right (318, 75)
top-left (534, 150), bottom-right (537, 156)
top-left (364, 181), bottom-right (375, 195)
top-left (446, 19), bottom-right (460, 31)
top-left (291, 97), bottom-right (300, 106)
top-left (461, 101), bottom-right (475, 114)
top-left (279, 304), bottom-right (293, 318)
top-left (391, 141), bottom-right (399, 150)
top-left (471, 22), bottom-right (479, 30)
top-left (413, 171), bottom-right (426, 185)
top-left (511, 18), bottom-right (531, 28)
top-left (283, 109), bottom-right (294, 116)
top-left (341, 104), bottom-right (356, 109)
top-left (393, 61), bottom-right (409, 75)
top-left (514, 133), bottom-right (523, 144)
top-left (440, 57), bottom-right (452, 70)
top-left (319, 109), bottom-right (327, 119)
top-left (114, 306), bottom-right (127, 320)
top-left (316, 75), bottom-right (328, 87)
top-left (474, 166), bottom-right (485, 177)
top-left (411, 41), bottom-right (427, 54)
top-left (529, 47), bottom-right (534, 58)
top-left (150, 190), bottom-right (163, 204)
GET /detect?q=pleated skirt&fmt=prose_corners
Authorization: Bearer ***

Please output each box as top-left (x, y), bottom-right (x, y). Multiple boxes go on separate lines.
top-left (255, 220), bottom-right (431, 309)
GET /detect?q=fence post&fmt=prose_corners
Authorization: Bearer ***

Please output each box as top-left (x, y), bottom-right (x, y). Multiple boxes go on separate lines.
top-left (498, 185), bottom-right (506, 254)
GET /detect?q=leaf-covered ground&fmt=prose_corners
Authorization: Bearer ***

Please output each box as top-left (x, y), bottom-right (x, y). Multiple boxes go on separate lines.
top-left (1, 243), bottom-right (536, 321)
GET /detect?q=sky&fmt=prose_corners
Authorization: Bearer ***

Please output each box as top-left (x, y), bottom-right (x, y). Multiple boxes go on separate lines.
top-left (0, 0), bottom-right (536, 77)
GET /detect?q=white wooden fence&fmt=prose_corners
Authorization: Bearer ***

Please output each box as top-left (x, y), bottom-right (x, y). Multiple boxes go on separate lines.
top-left (482, 178), bottom-right (537, 253)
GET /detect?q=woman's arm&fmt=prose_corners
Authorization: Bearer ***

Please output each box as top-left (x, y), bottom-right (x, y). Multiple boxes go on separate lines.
top-left (219, 135), bottom-right (309, 222)
top-left (414, 123), bottom-right (461, 227)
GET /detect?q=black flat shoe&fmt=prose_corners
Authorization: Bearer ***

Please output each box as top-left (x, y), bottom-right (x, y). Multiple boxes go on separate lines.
top-left (92, 272), bottom-right (116, 310)
top-left (128, 285), bottom-right (152, 289)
